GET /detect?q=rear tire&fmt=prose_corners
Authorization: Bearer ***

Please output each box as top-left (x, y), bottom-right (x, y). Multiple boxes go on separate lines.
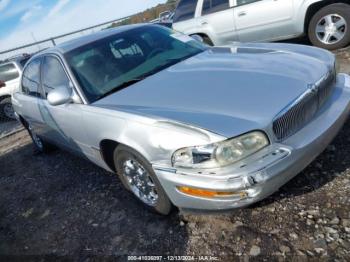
top-left (114, 145), bottom-right (172, 215)
top-left (0, 97), bottom-right (16, 121)
top-left (25, 122), bottom-right (53, 154)
top-left (308, 4), bottom-right (350, 50)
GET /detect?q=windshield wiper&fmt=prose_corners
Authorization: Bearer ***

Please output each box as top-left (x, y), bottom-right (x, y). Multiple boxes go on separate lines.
top-left (97, 78), bottom-right (143, 100)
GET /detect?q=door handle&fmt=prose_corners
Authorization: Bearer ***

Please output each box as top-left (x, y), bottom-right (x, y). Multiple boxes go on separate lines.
top-left (238, 11), bottom-right (247, 17)
top-left (201, 21), bottom-right (208, 26)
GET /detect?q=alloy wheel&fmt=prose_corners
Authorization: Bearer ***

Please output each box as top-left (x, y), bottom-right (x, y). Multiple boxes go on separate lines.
top-left (122, 159), bottom-right (159, 206)
top-left (3, 103), bottom-right (15, 120)
top-left (28, 124), bottom-right (44, 150)
top-left (316, 14), bottom-right (347, 45)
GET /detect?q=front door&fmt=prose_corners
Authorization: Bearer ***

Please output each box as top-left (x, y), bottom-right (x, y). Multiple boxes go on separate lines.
top-left (234, 0), bottom-right (294, 42)
top-left (39, 55), bottom-right (87, 154)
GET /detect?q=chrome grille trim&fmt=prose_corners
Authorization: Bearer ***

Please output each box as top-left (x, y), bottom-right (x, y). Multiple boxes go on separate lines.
top-left (273, 71), bottom-right (336, 141)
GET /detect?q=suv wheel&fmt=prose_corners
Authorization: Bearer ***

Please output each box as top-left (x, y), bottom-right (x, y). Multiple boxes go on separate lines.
top-left (0, 97), bottom-right (16, 121)
top-left (114, 145), bottom-right (172, 215)
top-left (308, 3), bottom-right (350, 50)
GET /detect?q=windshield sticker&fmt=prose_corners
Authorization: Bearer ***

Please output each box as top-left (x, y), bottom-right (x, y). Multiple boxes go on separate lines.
top-left (171, 33), bottom-right (193, 43)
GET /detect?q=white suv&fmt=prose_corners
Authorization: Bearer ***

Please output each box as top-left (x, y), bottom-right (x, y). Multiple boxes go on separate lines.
top-left (172, 0), bottom-right (350, 50)
top-left (0, 55), bottom-right (30, 120)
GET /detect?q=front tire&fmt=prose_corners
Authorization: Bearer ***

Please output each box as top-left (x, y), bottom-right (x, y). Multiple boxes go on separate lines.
top-left (308, 4), bottom-right (350, 50)
top-left (114, 145), bottom-right (172, 215)
top-left (0, 97), bottom-right (16, 121)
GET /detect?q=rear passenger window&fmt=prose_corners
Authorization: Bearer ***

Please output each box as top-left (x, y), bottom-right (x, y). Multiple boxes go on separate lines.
top-left (202, 0), bottom-right (229, 15)
top-left (173, 0), bottom-right (198, 23)
top-left (236, 0), bottom-right (260, 6)
top-left (0, 63), bottom-right (19, 82)
top-left (42, 56), bottom-right (71, 96)
top-left (22, 58), bottom-right (41, 97)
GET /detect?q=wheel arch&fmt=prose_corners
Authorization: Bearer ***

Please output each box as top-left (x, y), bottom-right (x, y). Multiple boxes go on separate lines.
top-left (0, 95), bottom-right (11, 102)
top-left (99, 139), bottom-right (120, 172)
top-left (17, 114), bottom-right (28, 128)
top-left (304, 0), bottom-right (350, 33)
top-left (99, 139), bottom-right (152, 173)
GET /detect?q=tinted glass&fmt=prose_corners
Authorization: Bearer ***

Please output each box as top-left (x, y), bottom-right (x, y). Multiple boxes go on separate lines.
top-left (0, 63), bottom-right (19, 82)
top-left (65, 25), bottom-right (206, 102)
top-left (202, 0), bottom-right (229, 15)
top-left (202, 0), bottom-right (211, 15)
top-left (42, 56), bottom-right (70, 96)
top-left (237, 0), bottom-right (260, 6)
top-left (22, 59), bottom-right (41, 97)
top-left (173, 0), bottom-right (197, 22)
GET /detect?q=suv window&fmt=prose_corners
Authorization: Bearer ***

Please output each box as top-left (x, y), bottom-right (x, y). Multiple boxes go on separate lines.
top-left (173, 0), bottom-right (197, 23)
top-left (236, 0), bottom-right (260, 6)
top-left (0, 63), bottom-right (19, 82)
top-left (202, 0), bottom-right (229, 15)
top-left (42, 56), bottom-right (71, 96)
top-left (22, 58), bottom-right (41, 97)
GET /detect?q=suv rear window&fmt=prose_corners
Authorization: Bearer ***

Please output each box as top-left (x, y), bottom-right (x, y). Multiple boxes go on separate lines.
top-left (0, 63), bottom-right (19, 82)
top-left (173, 0), bottom-right (197, 23)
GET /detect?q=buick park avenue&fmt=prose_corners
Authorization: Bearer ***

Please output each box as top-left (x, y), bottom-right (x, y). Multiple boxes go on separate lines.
top-left (12, 25), bottom-right (350, 215)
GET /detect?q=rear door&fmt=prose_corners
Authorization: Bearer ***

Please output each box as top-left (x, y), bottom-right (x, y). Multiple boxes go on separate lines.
top-left (234, 0), bottom-right (294, 42)
top-left (198, 0), bottom-right (238, 44)
top-left (13, 58), bottom-right (45, 134)
top-left (172, 0), bottom-right (200, 34)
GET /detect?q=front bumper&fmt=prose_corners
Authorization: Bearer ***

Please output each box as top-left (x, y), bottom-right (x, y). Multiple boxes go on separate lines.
top-left (154, 73), bottom-right (350, 211)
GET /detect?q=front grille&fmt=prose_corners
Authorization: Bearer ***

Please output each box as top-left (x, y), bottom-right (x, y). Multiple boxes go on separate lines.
top-left (273, 70), bottom-right (336, 141)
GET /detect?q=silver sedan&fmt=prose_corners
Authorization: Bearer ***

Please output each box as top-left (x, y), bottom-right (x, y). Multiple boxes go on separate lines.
top-left (12, 24), bottom-right (350, 215)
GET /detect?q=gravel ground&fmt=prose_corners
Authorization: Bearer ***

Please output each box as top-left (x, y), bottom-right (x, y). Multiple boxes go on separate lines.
top-left (0, 48), bottom-right (350, 261)
top-left (0, 120), bottom-right (22, 139)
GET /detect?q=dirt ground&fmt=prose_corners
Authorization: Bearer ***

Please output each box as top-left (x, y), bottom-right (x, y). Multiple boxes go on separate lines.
top-left (0, 47), bottom-right (350, 261)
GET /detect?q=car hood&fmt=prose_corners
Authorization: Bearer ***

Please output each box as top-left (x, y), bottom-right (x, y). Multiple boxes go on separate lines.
top-left (93, 44), bottom-right (334, 138)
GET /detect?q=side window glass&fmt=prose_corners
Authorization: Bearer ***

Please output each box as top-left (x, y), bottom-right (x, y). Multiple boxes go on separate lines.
top-left (42, 56), bottom-right (71, 96)
top-left (236, 0), bottom-right (260, 6)
top-left (202, 0), bottom-right (229, 15)
top-left (202, 0), bottom-right (211, 15)
top-left (0, 63), bottom-right (19, 82)
top-left (173, 0), bottom-right (197, 23)
top-left (22, 58), bottom-right (41, 97)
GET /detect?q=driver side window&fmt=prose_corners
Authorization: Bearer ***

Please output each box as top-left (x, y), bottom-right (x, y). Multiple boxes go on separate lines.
top-left (42, 56), bottom-right (71, 97)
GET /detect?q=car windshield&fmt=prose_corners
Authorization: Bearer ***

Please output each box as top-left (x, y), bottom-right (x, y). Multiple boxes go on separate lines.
top-left (65, 25), bottom-right (207, 102)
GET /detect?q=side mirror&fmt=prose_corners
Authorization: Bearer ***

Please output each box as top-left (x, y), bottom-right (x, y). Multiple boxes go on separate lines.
top-left (191, 34), bottom-right (204, 43)
top-left (47, 86), bottom-right (72, 106)
top-left (0, 80), bottom-right (6, 88)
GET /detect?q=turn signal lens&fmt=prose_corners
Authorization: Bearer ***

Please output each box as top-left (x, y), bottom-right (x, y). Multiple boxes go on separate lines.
top-left (177, 186), bottom-right (247, 199)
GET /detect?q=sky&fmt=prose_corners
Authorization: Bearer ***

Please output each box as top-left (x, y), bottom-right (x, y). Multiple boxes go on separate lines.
top-left (0, 0), bottom-right (166, 52)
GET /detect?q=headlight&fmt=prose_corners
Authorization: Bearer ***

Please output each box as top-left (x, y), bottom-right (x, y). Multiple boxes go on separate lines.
top-left (172, 131), bottom-right (269, 169)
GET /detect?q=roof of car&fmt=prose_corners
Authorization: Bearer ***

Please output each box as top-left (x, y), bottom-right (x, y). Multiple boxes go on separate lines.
top-left (0, 54), bottom-right (30, 65)
top-left (48, 23), bottom-right (149, 54)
